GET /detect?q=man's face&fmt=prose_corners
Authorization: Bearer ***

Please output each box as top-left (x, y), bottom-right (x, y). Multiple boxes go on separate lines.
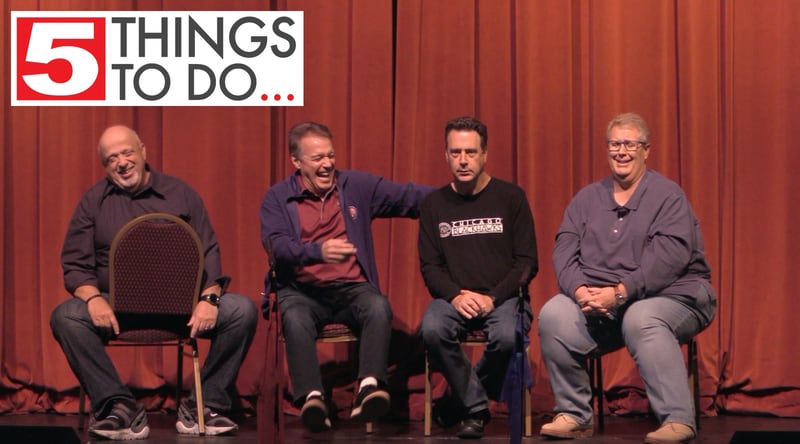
top-left (292, 135), bottom-right (336, 196)
top-left (607, 125), bottom-right (649, 184)
top-left (445, 130), bottom-right (486, 185)
top-left (99, 127), bottom-right (148, 194)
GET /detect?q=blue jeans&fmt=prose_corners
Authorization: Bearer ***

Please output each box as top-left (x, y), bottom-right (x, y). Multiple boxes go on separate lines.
top-left (420, 297), bottom-right (532, 416)
top-left (538, 292), bottom-right (713, 430)
top-left (277, 282), bottom-right (393, 405)
top-left (50, 292), bottom-right (258, 415)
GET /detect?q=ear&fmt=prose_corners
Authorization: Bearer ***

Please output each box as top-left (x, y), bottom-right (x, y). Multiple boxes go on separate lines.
top-left (141, 144), bottom-right (147, 160)
top-left (291, 156), bottom-right (302, 169)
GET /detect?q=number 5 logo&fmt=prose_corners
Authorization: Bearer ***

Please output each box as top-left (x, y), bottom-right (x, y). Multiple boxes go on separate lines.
top-left (14, 16), bottom-right (105, 101)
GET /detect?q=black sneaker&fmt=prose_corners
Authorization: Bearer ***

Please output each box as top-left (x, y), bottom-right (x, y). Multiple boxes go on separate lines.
top-left (349, 385), bottom-right (390, 422)
top-left (300, 394), bottom-right (331, 432)
top-left (176, 398), bottom-right (238, 436)
top-left (88, 399), bottom-right (150, 440)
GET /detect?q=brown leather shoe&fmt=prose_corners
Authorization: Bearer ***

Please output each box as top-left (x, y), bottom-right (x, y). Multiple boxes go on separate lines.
top-left (540, 413), bottom-right (594, 439)
top-left (645, 422), bottom-right (695, 444)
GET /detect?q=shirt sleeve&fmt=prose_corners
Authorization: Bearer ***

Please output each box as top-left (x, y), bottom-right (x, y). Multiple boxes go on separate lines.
top-left (488, 192), bottom-right (538, 305)
top-left (185, 186), bottom-right (230, 291)
top-left (620, 192), bottom-right (695, 300)
top-left (259, 187), bottom-right (323, 266)
top-left (418, 194), bottom-right (461, 301)
top-left (552, 197), bottom-right (589, 298)
top-left (370, 175), bottom-right (435, 219)
top-left (61, 193), bottom-right (99, 294)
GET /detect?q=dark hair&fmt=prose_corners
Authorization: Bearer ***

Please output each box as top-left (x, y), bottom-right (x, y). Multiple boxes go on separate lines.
top-left (288, 121), bottom-right (333, 157)
top-left (445, 116), bottom-right (488, 150)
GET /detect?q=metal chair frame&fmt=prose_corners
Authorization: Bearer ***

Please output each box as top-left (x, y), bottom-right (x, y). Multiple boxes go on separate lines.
top-left (589, 337), bottom-right (700, 431)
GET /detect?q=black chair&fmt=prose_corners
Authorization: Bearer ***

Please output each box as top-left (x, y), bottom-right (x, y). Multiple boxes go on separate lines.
top-left (78, 213), bottom-right (207, 434)
top-left (589, 337), bottom-right (700, 430)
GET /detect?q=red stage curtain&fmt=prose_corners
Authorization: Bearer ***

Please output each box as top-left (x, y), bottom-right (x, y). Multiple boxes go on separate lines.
top-left (2, 0), bottom-right (799, 421)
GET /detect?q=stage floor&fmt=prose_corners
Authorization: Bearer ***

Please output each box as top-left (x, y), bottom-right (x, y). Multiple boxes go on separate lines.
top-left (1, 411), bottom-right (799, 443)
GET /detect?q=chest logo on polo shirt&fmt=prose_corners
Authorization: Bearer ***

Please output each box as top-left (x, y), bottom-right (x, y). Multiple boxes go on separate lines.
top-left (438, 217), bottom-right (503, 238)
top-left (348, 205), bottom-right (358, 220)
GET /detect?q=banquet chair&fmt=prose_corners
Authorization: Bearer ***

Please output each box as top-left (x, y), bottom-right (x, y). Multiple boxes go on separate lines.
top-left (77, 213), bottom-right (207, 435)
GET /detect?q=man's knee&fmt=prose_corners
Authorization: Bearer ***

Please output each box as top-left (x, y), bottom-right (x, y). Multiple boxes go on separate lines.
top-left (537, 297), bottom-right (567, 338)
top-left (362, 294), bottom-right (392, 322)
top-left (49, 298), bottom-right (83, 334)
top-left (228, 293), bottom-right (259, 330)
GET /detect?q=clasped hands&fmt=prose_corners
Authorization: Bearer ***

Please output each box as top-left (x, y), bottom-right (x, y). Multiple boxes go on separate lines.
top-left (451, 290), bottom-right (495, 319)
top-left (575, 285), bottom-right (617, 317)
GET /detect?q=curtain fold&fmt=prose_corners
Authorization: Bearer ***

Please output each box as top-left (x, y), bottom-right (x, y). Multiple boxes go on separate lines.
top-left (2, 0), bottom-right (799, 419)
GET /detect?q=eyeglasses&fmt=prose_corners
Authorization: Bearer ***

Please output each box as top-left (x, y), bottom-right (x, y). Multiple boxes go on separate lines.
top-left (607, 139), bottom-right (649, 152)
top-left (448, 148), bottom-right (482, 159)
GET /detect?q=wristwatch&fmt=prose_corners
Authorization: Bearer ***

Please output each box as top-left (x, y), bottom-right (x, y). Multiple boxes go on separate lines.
top-left (614, 286), bottom-right (628, 306)
top-left (199, 293), bottom-right (221, 306)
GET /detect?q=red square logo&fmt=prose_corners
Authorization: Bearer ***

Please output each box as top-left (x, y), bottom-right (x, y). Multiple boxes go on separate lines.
top-left (15, 17), bottom-right (105, 100)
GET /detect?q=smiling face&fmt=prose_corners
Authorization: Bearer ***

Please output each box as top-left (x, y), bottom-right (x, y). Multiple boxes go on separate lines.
top-left (446, 129), bottom-right (488, 190)
top-left (98, 125), bottom-right (150, 194)
top-left (607, 124), bottom-right (649, 188)
top-left (291, 134), bottom-right (336, 197)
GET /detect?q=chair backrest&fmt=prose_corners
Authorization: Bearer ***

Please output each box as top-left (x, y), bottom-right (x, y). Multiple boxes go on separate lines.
top-left (109, 213), bottom-right (204, 341)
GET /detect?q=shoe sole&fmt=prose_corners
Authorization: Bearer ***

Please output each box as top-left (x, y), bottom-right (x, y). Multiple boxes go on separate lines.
top-left (175, 422), bottom-right (238, 436)
top-left (540, 428), bottom-right (594, 439)
top-left (644, 435), bottom-right (695, 444)
top-left (301, 403), bottom-right (331, 432)
top-left (457, 429), bottom-right (484, 439)
top-left (350, 391), bottom-right (390, 421)
top-left (89, 425), bottom-right (150, 440)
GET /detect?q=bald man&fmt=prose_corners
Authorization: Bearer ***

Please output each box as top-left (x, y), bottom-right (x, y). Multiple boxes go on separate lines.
top-left (50, 125), bottom-right (257, 440)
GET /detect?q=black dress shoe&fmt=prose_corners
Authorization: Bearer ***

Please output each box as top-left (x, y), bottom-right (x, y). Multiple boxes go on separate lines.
top-left (457, 418), bottom-right (485, 439)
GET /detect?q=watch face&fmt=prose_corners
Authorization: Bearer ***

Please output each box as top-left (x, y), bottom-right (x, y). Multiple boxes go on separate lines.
top-left (203, 293), bottom-right (220, 305)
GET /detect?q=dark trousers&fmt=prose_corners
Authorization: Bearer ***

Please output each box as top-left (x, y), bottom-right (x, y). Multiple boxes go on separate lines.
top-left (50, 293), bottom-right (258, 415)
top-left (277, 282), bottom-right (393, 405)
top-left (421, 297), bottom-right (532, 417)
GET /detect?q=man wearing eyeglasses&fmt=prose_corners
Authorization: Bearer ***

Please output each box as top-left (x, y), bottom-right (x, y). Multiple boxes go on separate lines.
top-left (418, 116), bottom-right (538, 439)
top-left (260, 121), bottom-right (432, 433)
top-left (538, 113), bottom-right (716, 443)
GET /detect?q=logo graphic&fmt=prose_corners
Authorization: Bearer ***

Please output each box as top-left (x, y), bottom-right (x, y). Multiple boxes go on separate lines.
top-left (441, 218), bottom-right (504, 238)
top-left (11, 11), bottom-right (304, 106)
top-left (348, 206), bottom-right (358, 220)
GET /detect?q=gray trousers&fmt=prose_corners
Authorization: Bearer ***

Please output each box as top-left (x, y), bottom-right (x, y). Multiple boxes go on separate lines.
top-left (538, 293), bottom-right (711, 430)
top-left (420, 297), bottom-right (532, 417)
top-left (50, 292), bottom-right (258, 415)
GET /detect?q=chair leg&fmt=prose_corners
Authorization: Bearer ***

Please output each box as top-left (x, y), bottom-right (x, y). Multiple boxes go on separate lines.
top-left (424, 351), bottom-right (432, 436)
top-left (589, 356), bottom-right (604, 431)
top-left (688, 338), bottom-right (700, 430)
top-left (524, 348), bottom-right (532, 437)
top-left (190, 338), bottom-right (206, 435)
top-left (78, 386), bottom-right (87, 430)
top-left (177, 342), bottom-right (184, 410)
